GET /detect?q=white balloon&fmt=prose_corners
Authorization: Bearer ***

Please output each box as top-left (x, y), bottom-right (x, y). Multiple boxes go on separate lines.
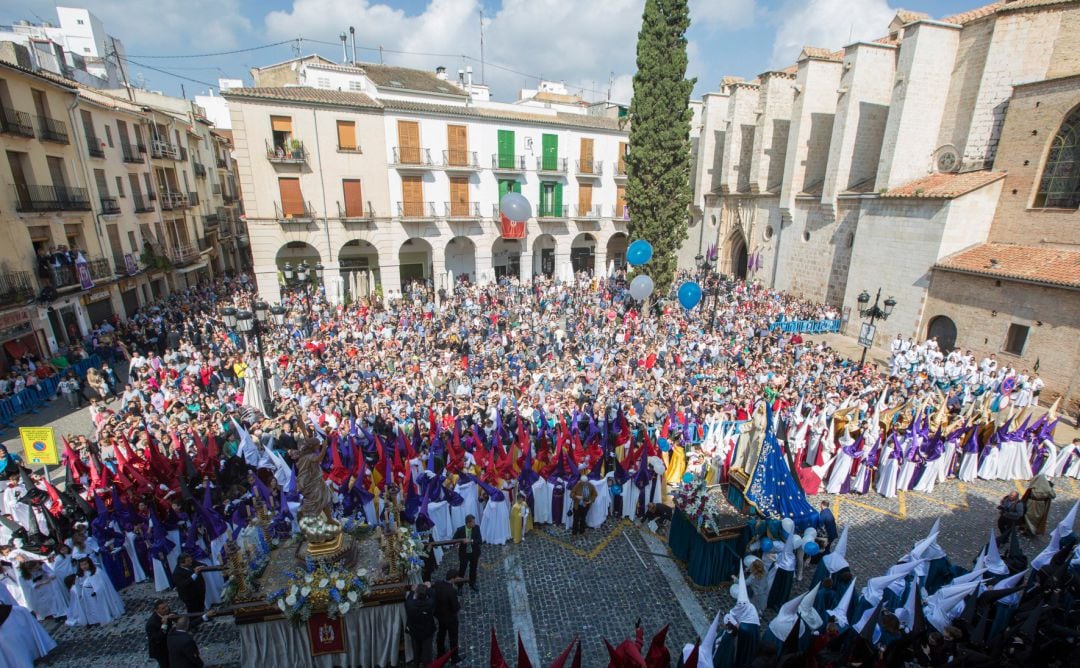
top-left (793, 536), bottom-right (804, 550)
top-left (629, 274), bottom-right (654, 300)
top-left (803, 527), bottom-right (818, 541)
top-left (781, 517), bottom-right (795, 535)
top-left (729, 584), bottom-right (739, 599)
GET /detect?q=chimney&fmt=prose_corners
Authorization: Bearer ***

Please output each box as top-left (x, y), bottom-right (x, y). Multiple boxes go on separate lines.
top-left (465, 65), bottom-right (473, 90)
top-left (435, 66), bottom-right (447, 81)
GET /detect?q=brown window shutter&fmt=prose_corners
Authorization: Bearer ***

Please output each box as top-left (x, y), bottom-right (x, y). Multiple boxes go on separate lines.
top-left (578, 182), bottom-right (592, 214)
top-left (447, 125), bottom-right (468, 165)
top-left (278, 177), bottom-right (304, 217)
top-left (618, 142), bottom-right (628, 174)
top-left (336, 121), bottom-right (356, 150)
top-left (580, 138), bottom-right (594, 172)
top-left (271, 116), bottom-right (293, 133)
top-left (343, 179), bottom-right (364, 217)
top-left (401, 175), bottom-right (424, 217)
top-left (450, 177), bottom-right (469, 216)
top-left (616, 184), bottom-right (626, 218)
top-left (397, 121), bottom-right (420, 163)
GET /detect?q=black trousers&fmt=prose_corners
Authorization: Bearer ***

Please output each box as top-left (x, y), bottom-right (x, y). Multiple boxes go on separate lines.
top-left (411, 632), bottom-right (434, 666)
top-left (458, 554), bottom-right (479, 585)
top-left (572, 505), bottom-right (588, 534)
top-left (437, 617), bottom-right (460, 661)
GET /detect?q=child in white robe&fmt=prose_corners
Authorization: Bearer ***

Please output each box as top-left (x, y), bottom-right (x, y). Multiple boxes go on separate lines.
top-left (65, 557), bottom-right (125, 626)
top-left (0, 602), bottom-right (58, 665)
top-left (19, 560), bottom-right (69, 620)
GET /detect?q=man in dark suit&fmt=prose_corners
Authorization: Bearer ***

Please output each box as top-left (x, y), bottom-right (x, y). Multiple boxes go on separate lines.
top-left (818, 500), bottom-right (838, 548)
top-left (172, 553), bottom-right (207, 627)
top-left (432, 571), bottom-right (463, 664)
top-left (405, 583), bottom-right (437, 666)
top-left (146, 599), bottom-right (175, 668)
top-left (166, 615), bottom-right (204, 668)
top-left (452, 514), bottom-right (481, 591)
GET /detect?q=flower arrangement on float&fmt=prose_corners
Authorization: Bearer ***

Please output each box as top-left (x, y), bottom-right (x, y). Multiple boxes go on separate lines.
top-left (395, 527), bottom-right (426, 575)
top-left (298, 515), bottom-right (340, 543)
top-left (671, 474), bottom-right (727, 535)
top-left (267, 558), bottom-right (371, 624)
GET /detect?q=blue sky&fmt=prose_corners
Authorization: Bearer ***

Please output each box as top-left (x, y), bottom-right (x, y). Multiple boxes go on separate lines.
top-left (7, 1), bottom-right (980, 102)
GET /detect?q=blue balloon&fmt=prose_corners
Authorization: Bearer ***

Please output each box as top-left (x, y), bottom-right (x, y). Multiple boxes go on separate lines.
top-left (759, 538), bottom-right (774, 553)
top-left (658, 437), bottom-right (671, 452)
top-left (803, 541), bottom-right (821, 557)
top-left (626, 239), bottom-right (653, 266)
top-left (677, 281), bottom-right (703, 309)
top-left (681, 472), bottom-right (694, 483)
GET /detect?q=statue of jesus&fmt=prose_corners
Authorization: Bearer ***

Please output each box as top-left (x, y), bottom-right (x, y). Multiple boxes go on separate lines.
top-left (293, 437), bottom-right (336, 524)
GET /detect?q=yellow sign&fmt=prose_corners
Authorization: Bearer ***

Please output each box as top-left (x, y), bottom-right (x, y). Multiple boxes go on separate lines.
top-left (19, 427), bottom-right (58, 466)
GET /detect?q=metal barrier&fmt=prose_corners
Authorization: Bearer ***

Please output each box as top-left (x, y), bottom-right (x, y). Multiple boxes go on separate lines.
top-left (769, 319), bottom-right (842, 334)
top-left (0, 355), bottom-right (100, 428)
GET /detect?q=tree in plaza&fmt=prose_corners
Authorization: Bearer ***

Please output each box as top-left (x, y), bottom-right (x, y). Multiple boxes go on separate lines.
top-left (625, 0), bottom-right (695, 294)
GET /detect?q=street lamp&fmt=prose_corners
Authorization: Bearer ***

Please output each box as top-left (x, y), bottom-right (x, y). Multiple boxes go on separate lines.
top-left (856, 287), bottom-right (897, 366)
top-left (297, 261), bottom-right (309, 283)
top-left (220, 306), bottom-right (237, 328)
top-left (314, 263), bottom-right (324, 281)
top-left (270, 304), bottom-right (286, 326)
top-left (226, 303), bottom-right (275, 416)
top-left (282, 262), bottom-right (294, 281)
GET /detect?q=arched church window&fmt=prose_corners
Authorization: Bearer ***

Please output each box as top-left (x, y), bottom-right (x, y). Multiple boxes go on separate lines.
top-left (1034, 106), bottom-right (1080, 209)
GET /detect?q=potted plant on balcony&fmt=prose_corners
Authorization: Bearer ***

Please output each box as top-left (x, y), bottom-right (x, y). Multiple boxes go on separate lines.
top-left (289, 138), bottom-right (303, 159)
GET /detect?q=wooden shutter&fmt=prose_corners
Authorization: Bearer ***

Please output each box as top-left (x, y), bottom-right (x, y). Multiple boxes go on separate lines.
top-left (542, 134), bottom-right (558, 171)
top-left (450, 177), bottom-right (470, 216)
top-left (553, 182), bottom-right (563, 216)
top-left (447, 125), bottom-right (468, 166)
top-left (271, 116), bottom-right (293, 133)
top-left (401, 175), bottom-right (424, 217)
top-left (616, 185), bottom-right (626, 219)
top-left (336, 121), bottom-right (357, 150)
top-left (618, 141), bottom-right (628, 174)
top-left (579, 138), bottom-right (594, 173)
top-left (278, 177), bottom-right (304, 217)
top-left (343, 179), bottom-right (364, 217)
top-left (497, 130), bottom-right (514, 168)
top-left (397, 120), bottom-right (420, 163)
top-left (578, 182), bottom-right (592, 215)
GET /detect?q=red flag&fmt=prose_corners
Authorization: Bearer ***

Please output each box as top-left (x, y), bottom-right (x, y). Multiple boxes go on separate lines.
top-left (517, 634), bottom-right (533, 668)
top-left (327, 433), bottom-right (350, 486)
top-left (490, 628), bottom-right (509, 668)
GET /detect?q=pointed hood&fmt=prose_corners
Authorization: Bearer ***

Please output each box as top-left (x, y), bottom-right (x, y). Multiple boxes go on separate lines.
top-left (1032, 499), bottom-right (1078, 569)
top-left (827, 576), bottom-right (857, 628)
top-left (797, 582), bottom-right (823, 632)
top-left (863, 560), bottom-right (921, 605)
top-left (947, 566), bottom-right (987, 587)
top-left (907, 518), bottom-right (946, 561)
top-left (697, 609), bottom-right (722, 668)
top-left (822, 525), bottom-right (849, 573)
top-left (767, 589), bottom-right (808, 641)
top-left (984, 527), bottom-right (1008, 575)
top-left (724, 564), bottom-right (760, 627)
top-left (991, 569), bottom-right (1027, 607)
top-left (896, 573), bottom-right (922, 633)
top-left (925, 579), bottom-right (979, 632)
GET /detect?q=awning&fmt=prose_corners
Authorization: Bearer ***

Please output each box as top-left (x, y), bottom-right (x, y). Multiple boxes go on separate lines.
top-left (175, 261), bottom-right (208, 274)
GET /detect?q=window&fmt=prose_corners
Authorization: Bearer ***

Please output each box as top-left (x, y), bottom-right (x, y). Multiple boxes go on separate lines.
top-left (497, 179), bottom-right (521, 201)
top-left (541, 133), bottom-right (558, 170)
top-left (400, 175), bottom-right (424, 217)
top-left (83, 47), bottom-right (90, 53)
top-left (449, 177), bottom-right (470, 216)
top-left (77, 19), bottom-right (84, 24)
top-left (1033, 106), bottom-right (1080, 209)
top-left (539, 181), bottom-right (562, 217)
top-left (348, 81), bottom-right (363, 91)
top-left (115, 176), bottom-right (125, 197)
top-left (615, 184), bottom-right (627, 219)
top-left (104, 125), bottom-right (113, 147)
top-left (1003, 323), bottom-right (1029, 356)
top-left (396, 120), bottom-right (421, 164)
top-left (336, 120), bottom-right (358, 151)
top-left (342, 179), bottom-right (364, 217)
top-left (497, 129), bottom-right (515, 168)
top-left (447, 125), bottom-right (468, 166)
top-left (317, 77), bottom-right (331, 88)
top-left (270, 115), bottom-right (293, 153)
top-left (278, 177), bottom-right (305, 218)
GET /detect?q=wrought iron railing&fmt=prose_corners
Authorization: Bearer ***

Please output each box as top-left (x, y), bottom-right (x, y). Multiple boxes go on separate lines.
top-left (442, 150), bottom-right (479, 169)
top-left (444, 201), bottom-right (481, 218)
top-left (132, 193), bottom-right (154, 213)
top-left (121, 144), bottom-right (144, 163)
top-left (391, 147), bottom-right (434, 167)
top-left (168, 244), bottom-right (200, 266)
top-left (12, 184), bottom-right (91, 212)
top-left (37, 115), bottom-right (69, 143)
top-left (86, 137), bottom-right (104, 158)
top-left (573, 204), bottom-right (604, 219)
top-left (274, 201), bottom-right (315, 222)
top-left (0, 107), bottom-right (34, 137)
top-left (193, 162), bottom-right (207, 178)
top-left (188, 191), bottom-right (199, 206)
top-left (396, 201), bottom-right (437, 218)
top-left (537, 204), bottom-right (569, 219)
top-left (337, 201), bottom-right (374, 220)
top-left (576, 159), bottom-right (603, 177)
top-left (266, 139), bottom-right (306, 163)
top-left (0, 271), bottom-right (35, 307)
top-left (491, 153), bottom-right (527, 171)
top-left (537, 157), bottom-right (568, 173)
top-left (150, 139), bottom-right (179, 160)
top-left (158, 190), bottom-right (189, 210)
top-left (100, 197), bottom-right (120, 214)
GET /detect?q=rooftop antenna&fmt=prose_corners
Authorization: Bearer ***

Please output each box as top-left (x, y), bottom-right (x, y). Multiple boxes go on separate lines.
top-left (292, 37), bottom-right (302, 58)
top-left (607, 71), bottom-right (614, 101)
top-left (378, 45), bottom-right (384, 64)
top-left (479, 8), bottom-right (486, 84)
top-left (350, 26), bottom-right (357, 65)
top-left (340, 31), bottom-right (348, 64)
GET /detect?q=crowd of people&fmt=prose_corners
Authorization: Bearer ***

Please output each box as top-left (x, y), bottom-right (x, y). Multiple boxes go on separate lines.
top-left (0, 267), bottom-right (1077, 667)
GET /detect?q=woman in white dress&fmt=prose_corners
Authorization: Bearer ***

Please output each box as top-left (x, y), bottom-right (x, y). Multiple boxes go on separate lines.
top-left (19, 560), bottom-right (69, 620)
top-left (825, 430), bottom-right (857, 495)
top-left (978, 433), bottom-right (1002, 480)
top-left (65, 557), bottom-right (125, 626)
top-left (997, 436), bottom-right (1033, 481)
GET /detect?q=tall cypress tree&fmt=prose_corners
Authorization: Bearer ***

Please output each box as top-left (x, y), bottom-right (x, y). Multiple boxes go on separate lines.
top-left (626, 0), bottom-right (695, 295)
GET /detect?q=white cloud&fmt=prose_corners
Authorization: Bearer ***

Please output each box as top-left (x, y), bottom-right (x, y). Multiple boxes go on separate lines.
top-left (769, 0), bottom-right (896, 67)
top-left (690, 0), bottom-right (757, 31)
top-left (264, 0), bottom-right (646, 103)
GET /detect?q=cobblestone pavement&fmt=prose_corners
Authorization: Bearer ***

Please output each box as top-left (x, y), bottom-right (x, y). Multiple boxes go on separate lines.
top-left (31, 472), bottom-right (1078, 668)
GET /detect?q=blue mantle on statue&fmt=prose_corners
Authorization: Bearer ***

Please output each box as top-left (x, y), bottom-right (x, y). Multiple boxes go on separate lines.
top-left (743, 406), bottom-right (819, 532)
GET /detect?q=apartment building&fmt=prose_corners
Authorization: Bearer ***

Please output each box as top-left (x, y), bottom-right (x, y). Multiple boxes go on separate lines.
top-left (684, 0), bottom-right (1080, 405)
top-left (226, 57), bottom-right (631, 301)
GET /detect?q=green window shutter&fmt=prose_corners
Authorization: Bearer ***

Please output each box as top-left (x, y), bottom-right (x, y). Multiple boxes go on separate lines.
top-left (498, 130), bottom-right (514, 168)
top-left (542, 133), bottom-right (558, 171)
top-left (553, 182), bottom-right (563, 216)
top-left (538, 183), bottom-right (546, 217)
top-left (498, 179), bottom-right (509, 202)
top-left (513, 181), bottom-right (521, 194)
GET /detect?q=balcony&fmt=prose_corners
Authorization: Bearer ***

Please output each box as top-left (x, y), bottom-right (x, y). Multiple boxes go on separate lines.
top-left (337, 201), bottom-right (374, 221)
top-left (536, 157), bottom-right (568, 175)
top-left (203, 214), bottom-right (219, 231)
top-left (575, 159), bottom-right (603, 179)
top-left (537, 205), bottom-right (569, 221)
top-left (442, 150), bottom-right (480, 171)
top-left (86, 138), bottom-right (105, 158)
top-left (150, 140), bottom-right (179, 160)
top-left (188, 191), bottom-right (200, 206)
top-left (216, 156), bottom-right (226, 169)
top-left (179, 146), bottom-right (188, 161)
top-left (491, 153), bottom-right (527, 173)
top-left (614, 204), bottom-right (630, 221)
top-left (573, 204), bottom-right (604, 220)
top-left (100, 197), bottom-right (120, 214)
top-left (218, 220), bottom-right (234, 238)
top-left (396, 201), bottom-right (437, 219)
top-left (114, 257), bottom-right (139, 276)
top-left (37, 115), bottom-right (69, 143)
top-left (121, 144), bottom-right (144, 164)
top-left (168, 244), bottom-right (200, 266)
top-left (193, 162), bottom-right (207, 178)
top-left (158, 190), bottom-right (189, 210)
top-left (0, 271), bottom-right (35, 307)
top-left (49, 257), bottom-right (114, 289)
top-left (132, 193), bottom-right (154, 213)
top-left (614, 161), bottom-right (628, 181)
top-left (391, 147), bottom-right (435, 170)
top-left (223, 191), bottom-right (237, 204)
top-left (274, 201), bottom-right (315, 224)
top-left (266, 139), bottom-right (306, 164)
top-left (12, 184), bottom-right (91, 212)
top-left (444, 201), bottom-right (481, 220)
top-left (0, 107), bottom-right (35, 137)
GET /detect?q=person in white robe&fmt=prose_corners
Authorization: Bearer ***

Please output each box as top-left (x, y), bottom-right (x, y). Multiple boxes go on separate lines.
top-left (0, 602), bottom-right (57, 665)
top-left (585, 477), bottom-right (611, 528)
top-left (825, 428), bottom-right (857, 495)
top-left (65, 557), bottom-right (125, 626)
top-left (19, 560), bottom-right (69, 620)
top-left (997, 437), bottom-right (1033, 481)
top-left (451, 481), bottom-right (479, 531)
top-left (479, 490), bottom-right (510, 545)
top-left (530, 477), bottom-right (553, 525)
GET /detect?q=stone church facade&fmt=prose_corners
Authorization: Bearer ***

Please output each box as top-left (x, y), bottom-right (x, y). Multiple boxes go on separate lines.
top-left (683, 0), bottom-right (1080, 408)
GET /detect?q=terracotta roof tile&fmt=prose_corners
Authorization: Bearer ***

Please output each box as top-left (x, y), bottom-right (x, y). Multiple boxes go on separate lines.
top-left (531, 91), bottom-right (587, 105)
top-left (894, 10), bottom-right (931, 24)
top-left (221, 87), bottom-right (381, 109)
top-left (799, 47), bottom-right (844, 62)
top-left (339, 62), bottom-right (468, 98)
top-left (880, 170), bottom-right (1005, 198)
top-left (935, 243), bottom-right (1080, 289)
top-left (941, 1), bottom-right (1003, 25)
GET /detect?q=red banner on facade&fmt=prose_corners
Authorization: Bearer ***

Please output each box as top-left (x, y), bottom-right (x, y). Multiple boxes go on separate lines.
top-left (307, 612), bottom-right (346, 656)
top-left (500, 214), bottom-right (526, 239)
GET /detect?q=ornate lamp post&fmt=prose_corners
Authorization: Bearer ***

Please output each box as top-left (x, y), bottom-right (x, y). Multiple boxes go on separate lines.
top-left (855, 288), bottom-right (897, 366)
top-left (226, 300), bottom-right (275, 416)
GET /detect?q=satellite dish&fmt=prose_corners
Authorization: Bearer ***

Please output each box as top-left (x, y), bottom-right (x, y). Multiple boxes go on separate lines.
top-left (933, 145), bottom-right (961, 173)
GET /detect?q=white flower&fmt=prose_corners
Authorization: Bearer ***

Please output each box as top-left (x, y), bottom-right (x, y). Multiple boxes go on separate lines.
top-left (304, 574), bottom-right (314, 584)
top-left (347, 590), bottom-right (358, 603)
top-left (338, 602), bottom-right (350, 615)
top-left (289, 585), bottom-right (298, 596)
top-left (318, 578), bottom-right (329, 588)
top-left (285, 594), bottom-right (297, 606)
top-left (336, 579), bottom-right (347, 590)
top-left (301, 586), bottom-right (311, 597)
top-left (358, 569), bottom-right (367, 577)
top-left (277, 599), bottom-right (288, 611)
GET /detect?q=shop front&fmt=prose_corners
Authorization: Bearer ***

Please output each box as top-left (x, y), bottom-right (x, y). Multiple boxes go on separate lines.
top-left (0, 307), bottom-right (46, 374)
